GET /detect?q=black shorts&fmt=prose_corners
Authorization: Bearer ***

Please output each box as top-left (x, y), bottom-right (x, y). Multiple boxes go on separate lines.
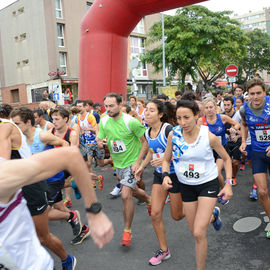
top-left (22, 181), bottom-right (48, 216)
top-left (153, 171), bottom-right (181, 194)
top-left (47, 180), bottom-right (65, 205)
top-left (179, 178), bottom-right (219, 202)
top-left (225, 138), bottom-right (242, 161)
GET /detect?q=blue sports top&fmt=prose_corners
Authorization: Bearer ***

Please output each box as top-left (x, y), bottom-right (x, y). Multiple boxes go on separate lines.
top-left (29, 128), bottom-right (46, 154)
top-left (244, 96), bottom-right (270, 152)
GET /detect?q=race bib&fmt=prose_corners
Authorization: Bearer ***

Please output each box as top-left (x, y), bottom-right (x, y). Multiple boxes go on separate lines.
top-left (0, 244), bottom-right (19, 270)
top-left (179, 162), bottom-right (205, 181)
top-left (255, 130), bottom-right (270, 142)
top-left (110, 140), bottom-right (126, 154)
top-left (152, 152), bottom-right (164, 160)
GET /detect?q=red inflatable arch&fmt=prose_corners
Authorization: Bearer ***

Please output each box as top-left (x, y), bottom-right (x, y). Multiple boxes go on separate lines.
top-left (79, 0), bottom-right (205, 102)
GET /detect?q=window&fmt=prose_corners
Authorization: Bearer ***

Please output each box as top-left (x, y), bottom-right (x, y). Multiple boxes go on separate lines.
top-left (12, 11), bottom-right (16, 16)
top-left (133, 19), bottom-right (145, 34)
top-left (86, 2), bottom-right (92, 11)
top-left (11, 89), bottom-right (20, 103)
top-left (31, 87), bottom-right (48, 102)
top-left (20, 33), bottom-right (26, 40)
top-left (59, 52), bottom-right (67, 75)
top-left (14, 36), bottom-right (18, 42)
top-left (55, 0), bottom-right (63, 19)
top-left (18, 7), bottom-right (24, 14)
top-left (17, 62), bottom-right (20, 67)
top-left (57, 23), bottom-right (65, 47)
top-left (130, 36), bottom-right (145, 55)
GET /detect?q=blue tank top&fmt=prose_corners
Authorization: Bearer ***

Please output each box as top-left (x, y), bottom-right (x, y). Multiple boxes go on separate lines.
top-left (29, 128), bottom-right (46, 154)
top-left (203, 114), bottom-right (227, 146)
top-left (244, 96), bottom-right (270, 152)
top-left (145, 123), bottom-right (174, 174)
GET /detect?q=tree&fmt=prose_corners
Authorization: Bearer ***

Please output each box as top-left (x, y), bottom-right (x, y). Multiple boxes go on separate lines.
top-left (236, 29), bottom-right (270, 85)
top-left (142, 5), bottom-right (247, 91)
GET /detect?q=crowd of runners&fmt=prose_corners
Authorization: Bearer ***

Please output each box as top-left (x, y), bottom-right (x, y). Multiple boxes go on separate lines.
top-left (0, 77), bottom-right (270, 270)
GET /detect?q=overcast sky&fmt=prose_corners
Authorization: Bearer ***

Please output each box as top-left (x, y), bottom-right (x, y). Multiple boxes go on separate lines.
top-left (0, 0), bottom-right (269, 15)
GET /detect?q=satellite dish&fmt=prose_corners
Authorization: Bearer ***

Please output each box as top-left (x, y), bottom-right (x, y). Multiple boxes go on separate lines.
top-left (129, 58), bottom-right (139, 69)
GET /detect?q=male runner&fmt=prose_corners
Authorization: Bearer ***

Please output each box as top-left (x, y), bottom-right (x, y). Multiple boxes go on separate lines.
top-left (0, 146), bottom-right (114, 269)
top-left (97, 93), bottom-right (151, 247)
top-left (239, 78), bottom-right (270, 237)
top-left (33, 108), bottom-right (54, 130)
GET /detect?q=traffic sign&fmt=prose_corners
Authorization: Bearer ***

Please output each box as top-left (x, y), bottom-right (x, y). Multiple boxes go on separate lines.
top-left (225, 64), bottom-right (238, 77)
top-left (53, 93), bottom-right (60, 101)
top-left (228, 77), bottom-right (236, 83)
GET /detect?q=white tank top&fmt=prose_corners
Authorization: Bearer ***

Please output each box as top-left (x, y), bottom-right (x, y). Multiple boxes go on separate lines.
top-left (0, 190), bottom-right (54, 270)
top-left (172, 125), bottom-right (218, 185)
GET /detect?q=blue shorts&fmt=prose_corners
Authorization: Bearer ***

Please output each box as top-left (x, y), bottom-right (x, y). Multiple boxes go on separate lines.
top-left (252, 151), bottom-right (270, 175)
top-left (246, 144), bottom-right (252, 160)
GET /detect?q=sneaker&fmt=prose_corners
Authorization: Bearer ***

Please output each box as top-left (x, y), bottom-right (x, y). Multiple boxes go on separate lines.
top-left (232, 178), bottom-right (237, 186)
top-left (64, 199), bottom-right (72, 208)
top-left (165, 195), bottom-right (170, 204)
top-left (149, 249), bottom-right (171, 266)
top-left (92, 181), bottom-right (96, 190)
top-left (70, 225), bottom-right (91, 245)
top-left (147, 202), bottom-right (151, 216)
top-left (97, 175), bottom-right (104, 190)
top-left (110, 186), bottom-right (121, 197)
top-left (212, 206), bottom-right (222, 231)
top-left (121, 231), bottom-right (132, 247)
top-left (137, 199), bottom-right (146, 205)
top-left (68, 210), bottom-right (82, 236)
top-left (71, 181), bottom-right (81, 200)
top-left (249, 188), bottom-right (258, 201)
top-left (239, 164), bottom-right (245, 171)
top-left (62, 254), bottom-right (77, 270)
top-left (266, 230), bottom-right (270, 239)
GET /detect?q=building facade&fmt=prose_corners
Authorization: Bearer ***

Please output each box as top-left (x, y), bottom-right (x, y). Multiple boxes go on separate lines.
top-left (0, 0), bottom-right (163, 105)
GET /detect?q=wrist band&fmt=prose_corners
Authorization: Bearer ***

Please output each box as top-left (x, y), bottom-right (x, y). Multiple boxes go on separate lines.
top-left (162, 172), bottom-right (170, 180)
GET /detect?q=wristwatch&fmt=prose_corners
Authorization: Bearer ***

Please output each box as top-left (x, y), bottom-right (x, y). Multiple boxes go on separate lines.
top-left (225, 179), bottom-right (233, 185)
top-left (85, 202), bottom-right (102, 214)
top-left (162, 172), bottom-right (170, 180)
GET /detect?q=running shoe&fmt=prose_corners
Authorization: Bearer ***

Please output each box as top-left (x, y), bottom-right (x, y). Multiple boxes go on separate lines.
top-left (212, 206), bottom-right (222, 231)
top-left (97, 175), bottom-right (104, 190)
top-left (266, 230), bottom-right (270, 239)
top-left (239, 164), bottom-right (245, 171)
top-left (110, 186), bottom-right (121, 197)
top-left (165, 195), bottom-right (170, 204)
top-left (64, 199), bottom-right (72, 208)
top-left (149, 249), bottom-right (171, 266)
top-left (62, 254), bottom-right (77, 270)
top-left (70, 225), bottom-right (91, 245)
top-left (121, 231), bottom-right (132, 247)
top-left (137, 199), bottom-right (146, 205)
top-left (92, 181), bottom-right (96, 190)
top-left (232, 178), bottom-right (237, 186)
top-left (68, 210), bottom-right (82, 236)
top-left (71, 181), bottom-right (81, 200)
top-left (249, 188), bottom-right (258, 201)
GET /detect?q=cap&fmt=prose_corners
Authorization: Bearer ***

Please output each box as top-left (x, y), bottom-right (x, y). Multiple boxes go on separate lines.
top-left (157, 93), bottom-right (168, 100)
top-left (93, 102), bottom-right (102, 108)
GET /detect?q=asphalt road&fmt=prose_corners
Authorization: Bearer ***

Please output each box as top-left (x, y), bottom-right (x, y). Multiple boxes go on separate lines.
top-left (49, 164), bottom-right (270, 270)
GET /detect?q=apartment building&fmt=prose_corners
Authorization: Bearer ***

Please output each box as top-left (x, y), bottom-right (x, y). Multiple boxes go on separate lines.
top-left (0, 0), bottom-right (163, 105)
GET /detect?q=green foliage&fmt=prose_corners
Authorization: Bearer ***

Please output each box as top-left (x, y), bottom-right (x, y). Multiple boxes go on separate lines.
top-left (142, 5), bottom-right (247, 91)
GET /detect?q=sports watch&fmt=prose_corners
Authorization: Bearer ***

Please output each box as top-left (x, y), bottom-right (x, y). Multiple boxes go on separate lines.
top-left (225, 179), bottom-right (233, 185)
top-left (85, 202), bottom-right (102, 214)
top-left (162, 172), bottom-right (170, 180)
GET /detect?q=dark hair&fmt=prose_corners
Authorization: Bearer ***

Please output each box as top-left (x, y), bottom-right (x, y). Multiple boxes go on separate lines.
top-left (216, 90), bottom-right (223, 96)
top-left (85, 99), bottom-right (93, 106)
top-left (181, 91), bottom-right (196, 101)
top-left (0, 104), bottom-right (13, 118)
top-left (33, 108), bottom-right (44, 117)
top-left (11, 107), bottom-right (35, 126)
top-left (246, 78), bottom-right (265, 92)
top-left (51, 106), bottom-right (69, 121)
top-left (235, 96), bottom-right (244, 103)
top-left (234, 85), bottom-right (245, 93)
top-left (71, 106), bottom-right (81, 115)
top-left (129, 95), bottom-right (137, 102)
top-left (122, 104), bottom-right (132, 114)
top-left (76, 99), bottom-right (87, 106)
top-left (223, 96), bottom-right (234, 105)
top-left (175, 90), bottom-right (182, 97)
top-left (176, 95), bottom-right (200, 116)
top-left (103, 93), bottom-right (122, 104)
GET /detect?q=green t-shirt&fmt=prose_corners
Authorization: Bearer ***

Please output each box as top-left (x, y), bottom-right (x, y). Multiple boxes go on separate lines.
top-left (98, 113), bottom-right (146, 169)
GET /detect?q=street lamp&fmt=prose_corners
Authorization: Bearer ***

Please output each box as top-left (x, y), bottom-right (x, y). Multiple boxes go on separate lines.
top-left (162, 13), bottom-right (166, 87)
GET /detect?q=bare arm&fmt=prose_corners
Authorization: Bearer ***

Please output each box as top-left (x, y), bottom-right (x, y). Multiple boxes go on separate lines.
top-left (132, 135), bottom-right (148, 173)
top-left (134, 149), bottom-right (152, 180)
top-left (69, 130), bottom-right (79, 146)
top-left (0, 147), bottom-right (114, 248)
top-left (162, 131), bottom-right (173, 190)
top-left (40, 131), bottom-right (69, 147)
top-left (239, 121), bottom-right (249, 154)
top-left (0, 124), bottom-right (12, 159)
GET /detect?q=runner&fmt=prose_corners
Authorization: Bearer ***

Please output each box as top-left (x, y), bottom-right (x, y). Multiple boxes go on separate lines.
top-left (135, 99), bottom-right (184, 265)
top-left (97, 93), bottom-right (151, 247)
top-left (162, 98), bottom-right (233, 270)
top-left (239, 78), bottom-right (270, 237)
top-left (33, 108), bottom-right (54, 131)
top-left (197, 97), bottom-right (240, 187)
top-left (0, 146), bottom-right (114, 270)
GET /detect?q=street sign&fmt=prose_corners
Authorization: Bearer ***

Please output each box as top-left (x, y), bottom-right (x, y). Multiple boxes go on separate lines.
top-left (53, 93), bottom-right (60, 101)
top-left (225, 64), bottom-right (238, 77)
top-left (228, 77), bottom-right (236, 83)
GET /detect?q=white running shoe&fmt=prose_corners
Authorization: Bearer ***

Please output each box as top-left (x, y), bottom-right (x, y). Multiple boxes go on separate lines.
top-left (110, 186), bottom-right (121, 197)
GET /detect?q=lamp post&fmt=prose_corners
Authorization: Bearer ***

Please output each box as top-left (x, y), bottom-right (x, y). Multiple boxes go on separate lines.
top-left (162, 13), bottom-right (166, 87)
